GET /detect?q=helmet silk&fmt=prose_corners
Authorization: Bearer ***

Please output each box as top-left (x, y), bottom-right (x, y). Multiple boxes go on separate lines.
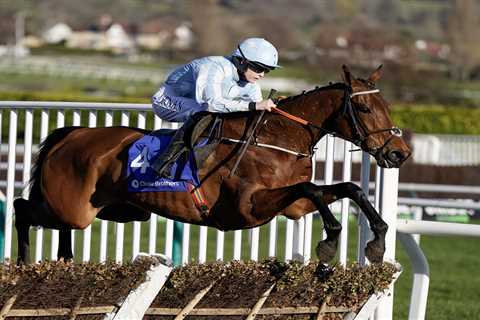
top-left (233, 38), bottom-right (281, 69)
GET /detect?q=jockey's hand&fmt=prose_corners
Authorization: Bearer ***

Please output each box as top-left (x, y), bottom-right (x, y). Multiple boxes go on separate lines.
top-left (255, 99), bottom-right (277, 112)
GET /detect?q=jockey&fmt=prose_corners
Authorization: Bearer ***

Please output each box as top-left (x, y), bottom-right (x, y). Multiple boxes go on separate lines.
top-left (151, 37), bottom-right (281, 178)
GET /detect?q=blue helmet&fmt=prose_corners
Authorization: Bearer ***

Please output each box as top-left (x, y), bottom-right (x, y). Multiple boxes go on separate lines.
top-left (233, 38), bottom-right (281, 69)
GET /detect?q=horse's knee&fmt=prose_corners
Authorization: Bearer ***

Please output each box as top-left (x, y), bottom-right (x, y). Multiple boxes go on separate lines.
top-left (330, 220), bottom-right (342, 231)
top-left (373, 220), bottom-right (388, 235)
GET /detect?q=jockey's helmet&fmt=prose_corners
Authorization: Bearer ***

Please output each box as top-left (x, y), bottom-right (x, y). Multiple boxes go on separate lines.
top-left (233, 38), bottom-right (281, 70)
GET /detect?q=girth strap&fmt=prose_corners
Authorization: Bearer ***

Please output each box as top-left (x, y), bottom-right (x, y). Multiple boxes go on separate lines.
top-left (187, 183), bottom-right (209, 217)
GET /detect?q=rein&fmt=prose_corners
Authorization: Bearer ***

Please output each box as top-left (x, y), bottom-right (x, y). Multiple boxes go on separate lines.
top-left (272, 88), bottom-right (380, 132)
top-left (222, 84), bottom-right (402, 161)
top-left (272, 86), bottom-right (402, 155)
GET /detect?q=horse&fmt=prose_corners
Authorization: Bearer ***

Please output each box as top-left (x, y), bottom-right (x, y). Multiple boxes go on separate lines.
top-left (14, 65), bottom-right (411, 265)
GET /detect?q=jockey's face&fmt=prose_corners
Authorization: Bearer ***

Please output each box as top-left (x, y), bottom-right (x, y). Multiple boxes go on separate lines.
top-left (244, 67), bottom-right (265, 83)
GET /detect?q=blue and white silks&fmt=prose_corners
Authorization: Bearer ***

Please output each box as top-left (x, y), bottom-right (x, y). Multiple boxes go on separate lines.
top-left (152, 56), bottom-right (262, 122)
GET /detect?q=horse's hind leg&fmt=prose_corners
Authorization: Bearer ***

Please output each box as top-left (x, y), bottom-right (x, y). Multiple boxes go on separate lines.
top-left (14, 198), bottom-right (32, 264)
top-left (58, 228), bottom-right (73, 261)
top-left (14, 198), bottom-right (75, 262)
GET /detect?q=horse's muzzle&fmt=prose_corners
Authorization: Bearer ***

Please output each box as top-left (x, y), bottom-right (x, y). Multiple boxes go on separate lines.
top-left (378, 149), bottom-right (411, 168)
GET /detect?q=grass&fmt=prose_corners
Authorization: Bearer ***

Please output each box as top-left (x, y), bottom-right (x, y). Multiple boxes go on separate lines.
top-left (7, 215), bottom-right (480, 319)
top-left (395, 231), bottom-right (480, 319)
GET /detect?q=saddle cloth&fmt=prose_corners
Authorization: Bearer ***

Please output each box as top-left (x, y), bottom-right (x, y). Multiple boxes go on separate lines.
top-left (126, 130), bottom-right (207, 192)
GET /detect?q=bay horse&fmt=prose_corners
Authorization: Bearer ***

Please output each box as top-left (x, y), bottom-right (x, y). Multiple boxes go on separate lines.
top-left (14, 65), bottom-right (410, 264)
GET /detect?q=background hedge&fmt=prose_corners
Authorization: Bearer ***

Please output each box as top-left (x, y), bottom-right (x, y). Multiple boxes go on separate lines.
top-left (392, 104), bottom-right (480, 135)
top-left (1, 92), bottom-right (479, 135)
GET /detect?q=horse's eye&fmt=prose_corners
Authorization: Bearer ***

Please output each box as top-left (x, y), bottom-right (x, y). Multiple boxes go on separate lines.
top-left (357, 104), bottom-right (371, 113)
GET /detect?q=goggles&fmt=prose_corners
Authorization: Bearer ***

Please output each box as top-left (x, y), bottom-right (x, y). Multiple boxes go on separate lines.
top-left (247, 61), bottom-right (272, 74)
top-left (237, 45), bottom-right (274, 74)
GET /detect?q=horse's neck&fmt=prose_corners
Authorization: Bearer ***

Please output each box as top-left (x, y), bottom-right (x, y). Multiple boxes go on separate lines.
top-left (279, 88), bottom-right (342, 126)
top-left (275, 88), bottom-right (343, 138)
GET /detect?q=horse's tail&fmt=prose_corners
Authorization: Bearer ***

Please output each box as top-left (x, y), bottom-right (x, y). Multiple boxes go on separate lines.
top-left (29, 127), bottom-right (80, 202)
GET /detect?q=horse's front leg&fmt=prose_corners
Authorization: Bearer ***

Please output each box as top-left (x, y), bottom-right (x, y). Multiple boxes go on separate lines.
top-left (251, 182), bottom-right (342, 264)
top-left (320, 182), bottom-right (388, 263)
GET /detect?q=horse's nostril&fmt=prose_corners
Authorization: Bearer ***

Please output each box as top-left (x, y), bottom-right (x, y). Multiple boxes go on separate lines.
top-left (388, 151), bottom-right (404, 163)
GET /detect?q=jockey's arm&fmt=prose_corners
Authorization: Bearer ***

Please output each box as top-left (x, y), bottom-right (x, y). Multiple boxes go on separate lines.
top-left (196, 64), bottom-right (268, 113)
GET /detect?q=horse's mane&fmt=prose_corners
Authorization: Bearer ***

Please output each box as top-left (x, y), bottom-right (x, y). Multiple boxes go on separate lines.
top-left (277, 82), bottom-right (347, 105)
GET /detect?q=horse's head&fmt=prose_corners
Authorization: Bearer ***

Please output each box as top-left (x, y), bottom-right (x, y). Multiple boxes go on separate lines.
top-left (335, 65), bottom-right (411, 168)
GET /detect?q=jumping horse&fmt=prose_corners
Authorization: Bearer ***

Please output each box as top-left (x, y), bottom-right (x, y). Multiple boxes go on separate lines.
top-left (14, 65), bottom-right (411, 264)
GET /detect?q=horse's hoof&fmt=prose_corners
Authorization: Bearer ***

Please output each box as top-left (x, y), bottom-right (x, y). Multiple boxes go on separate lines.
top-left (16, 256), bottom-right (30, 265)
top-left (315, 240), bottom-right (337, 264)
top-left (58, 257), bottom-right (73, 264)
top-left (314, 263), bottom-right (335, 282)
top-left (365, 240), bottom-right (385, 263)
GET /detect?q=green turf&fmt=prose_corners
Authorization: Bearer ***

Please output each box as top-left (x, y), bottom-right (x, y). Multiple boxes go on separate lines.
top-left (8, 215), bottom-right (480, 319)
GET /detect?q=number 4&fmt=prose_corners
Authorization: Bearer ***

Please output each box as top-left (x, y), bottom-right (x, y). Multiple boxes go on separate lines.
top-left (131, 146), bottom-right (150, 174)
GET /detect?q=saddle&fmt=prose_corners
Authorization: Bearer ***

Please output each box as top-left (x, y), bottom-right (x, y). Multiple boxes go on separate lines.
top-left (126, 115), bottom-right (223, 193)
top-left (189, 115), bottom-right (224, 170)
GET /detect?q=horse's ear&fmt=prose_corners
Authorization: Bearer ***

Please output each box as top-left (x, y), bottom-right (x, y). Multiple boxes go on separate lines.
top-left (342, 64), bottom-right (352, 85)
top-left (368, 64), bottom-right (383, 83)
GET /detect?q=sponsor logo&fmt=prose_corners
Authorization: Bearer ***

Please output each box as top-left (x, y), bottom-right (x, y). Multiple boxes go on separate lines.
top-left (132, 179), bottom-right (182, 188)
top-left (153, 89), bottom-right (180, 112)
top-left (131, 179), bottom-right (139, 188)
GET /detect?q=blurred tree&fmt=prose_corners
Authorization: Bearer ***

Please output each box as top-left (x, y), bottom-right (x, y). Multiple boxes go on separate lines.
top-left (188, 0), bottom-right (231, 56)
top-left (447, 0), bottom-right (480, 80)
top-left (360, 0), bottom-right (400, 26)
top-left (335, 0), bottom-right (360, 22)
top-left (245, 15), bottom-right (301, 52)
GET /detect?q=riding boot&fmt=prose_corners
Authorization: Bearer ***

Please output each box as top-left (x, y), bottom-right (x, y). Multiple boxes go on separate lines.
top-left (152, 112), bottom-right (214, 179)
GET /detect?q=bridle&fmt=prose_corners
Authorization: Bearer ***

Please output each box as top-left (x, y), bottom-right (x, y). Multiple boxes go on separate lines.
top-left (272, 83), bottom-right (403, 157)
top-left (340, 85), bottom-right (402, 153)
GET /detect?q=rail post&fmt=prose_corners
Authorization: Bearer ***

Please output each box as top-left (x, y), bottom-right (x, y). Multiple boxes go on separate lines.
top-left (374, 168), bottom-right (399, 320)
top-left (0, 194), bottom-right (5, 262)
top-left (172, 221), bottom-right (183, 266)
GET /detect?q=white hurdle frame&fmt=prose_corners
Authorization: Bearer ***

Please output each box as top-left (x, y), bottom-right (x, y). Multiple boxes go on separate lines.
top-left (1, 100), bottom-right (401, 319)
